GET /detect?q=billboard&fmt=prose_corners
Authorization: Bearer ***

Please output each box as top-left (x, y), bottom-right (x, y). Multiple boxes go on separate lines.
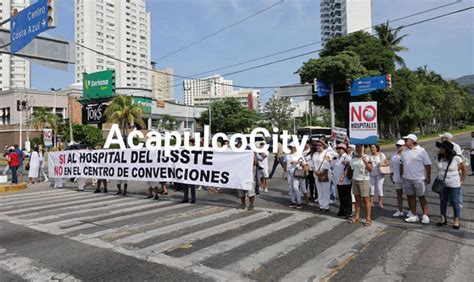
top-left (349, 102), bottom-right (378, 145)
top-left (132, 97), bottom-right (152, 114)
top-left (82, 104), bottom-right (107, 124)
top-left (83, 70), bottom-right (115, 99)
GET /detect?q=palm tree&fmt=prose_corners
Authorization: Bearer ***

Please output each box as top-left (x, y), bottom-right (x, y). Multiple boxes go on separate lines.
top-left (375, 21), bottom-right (409, 67)
top-left (31, 107), bottom-right (51, 130)
top-left (104, 95), bottom-right (145, 136)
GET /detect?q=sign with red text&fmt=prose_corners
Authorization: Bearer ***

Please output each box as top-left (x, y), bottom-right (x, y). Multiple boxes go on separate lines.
top-left (43, 129), bottom-right (53, 147)
top-left (349, 102), bottom-right (378, 145)
top-left (48, 148), bottom-right (254, 190)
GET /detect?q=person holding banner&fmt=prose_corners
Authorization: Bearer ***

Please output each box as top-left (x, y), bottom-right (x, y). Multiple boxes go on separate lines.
top-left (286, 142), bottom-right (306, 209)
top-left (312, 139), bottom-right (331, 212)
top-left (349, 144), bottom-right (373, 226)
top-left (147, 181), bottom-right (160, 200)
top-left (116, 180), bottom-right (129, 196)
top-left (369, 144), bottom-right (389, 208)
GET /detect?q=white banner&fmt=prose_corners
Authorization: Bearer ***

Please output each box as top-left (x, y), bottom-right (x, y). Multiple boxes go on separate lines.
top-left (48, 148), bottom-right (254, 190)
top-left (349, 102), bottom-right (378, 145)
top-left (332, 127), bottom-right (348, 142)
top-left (43, 129), bottom-right (53, 147)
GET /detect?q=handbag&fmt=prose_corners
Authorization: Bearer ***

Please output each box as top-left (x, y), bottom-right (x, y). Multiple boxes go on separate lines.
top-left (25, 162), bottom-right (30, 170)
top-left (293, 158), bottom-right (307, 178)
top-left (316, 152), bottom-right (329, 182)
top-left (431, 158), bottom-right (453, 194)
top-left (379, 165), bottom-right (391, 174)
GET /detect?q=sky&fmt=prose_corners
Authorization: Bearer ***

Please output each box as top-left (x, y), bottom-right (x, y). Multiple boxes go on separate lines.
top-left (32, 0), bottom-right (474, 104)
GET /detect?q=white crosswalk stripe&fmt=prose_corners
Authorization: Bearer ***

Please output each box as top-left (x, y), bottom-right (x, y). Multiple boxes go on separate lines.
top-left (0, 189), bottom-right (69, 200)
top-left (1, 189), bottom-right (389, 281)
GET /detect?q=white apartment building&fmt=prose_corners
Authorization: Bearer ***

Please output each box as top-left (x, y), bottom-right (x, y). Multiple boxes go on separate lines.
top-left (183, 75), bottom-right (233, 105)
top-left (75, 0), bottom-right (152, 90)
top-left (320, 0), bottom-right (372, 43)
top-left (193, 88), bottom-right (260, 111)
top-left (151, 65), bottom-right (174, 101)
top-left (0, 0), bottom-right (31, 91)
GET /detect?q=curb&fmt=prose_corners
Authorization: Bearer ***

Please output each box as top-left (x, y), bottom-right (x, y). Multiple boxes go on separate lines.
top-left (0, 182), bottom-right (28, 193)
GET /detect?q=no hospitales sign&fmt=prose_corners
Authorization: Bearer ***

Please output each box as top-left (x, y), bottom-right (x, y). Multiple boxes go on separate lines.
top-left (349, 102), bottom-right (378, 145)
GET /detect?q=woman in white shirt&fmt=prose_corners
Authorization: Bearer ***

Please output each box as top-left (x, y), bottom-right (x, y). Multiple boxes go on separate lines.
top-left (28, 146), bottom-right (40, 184)
top-left (369, 144), bottom-right (389, 208)
top-left (390, 140), bottom-right (406, 217)
top-left (333, 143), bottom-right (352, 218)
top-left (285, 142), bottom-right (307, 209)
top-left (349, 144), bottom-right (373, 226)
top-left (304, 141), bottom-right (316, 202)
top-left (436, 141), bottom-right (467, 230)
top-left (312, 139), bottom-right (331, 212)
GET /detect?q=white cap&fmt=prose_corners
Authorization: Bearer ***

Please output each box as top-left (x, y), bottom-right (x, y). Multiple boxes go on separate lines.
top-left (288, 142), bottom-right (297, 148)
top-left (349, 144), bottom-right (356, 151)
top-left (439, 132), bottom-right (453, 140)
top-left (396, 139), bottom-right (405, 146)
top-left (402, 134), bottom-right (417, 142)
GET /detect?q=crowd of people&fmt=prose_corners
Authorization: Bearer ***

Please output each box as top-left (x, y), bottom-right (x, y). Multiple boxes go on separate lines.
top-left (2, 131), bottom-right (473, 230)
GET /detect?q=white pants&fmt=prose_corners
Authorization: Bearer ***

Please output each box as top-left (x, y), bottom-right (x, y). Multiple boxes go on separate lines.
top-left (316, 179), bottom-right (330, 209)
top-left (370, 175), bottom-right (385, 197)
top-left (287, 173), bottom-right (303, 204)
top-left (77, 178), bottom-right (87, 190)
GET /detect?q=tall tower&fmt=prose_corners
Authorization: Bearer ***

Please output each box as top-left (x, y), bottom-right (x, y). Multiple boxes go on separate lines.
top-left (320, 0), bottom-right (372, 43)
top-left (0, 0), bottom-right (31, 91)
top-left (75, 0), bottom-right (152, 90)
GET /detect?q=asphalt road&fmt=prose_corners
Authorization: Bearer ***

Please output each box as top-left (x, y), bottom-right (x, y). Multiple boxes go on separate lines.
top-left (0, 133), bottom-right (473, 281)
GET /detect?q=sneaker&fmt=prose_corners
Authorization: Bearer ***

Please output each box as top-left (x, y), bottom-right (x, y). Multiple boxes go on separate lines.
top-left (248, 205), bottom-right (254, 211)
top-left (94, 189), bottom-right (101, 193)
top-left (289, 203), bottom-right (297, 208)
top-left (421, 215), bottom-right (430, 224)
top-left (154, 195), bottom-right (160, 200)
top-left (104, 189), bottom-right (108, 193)
top-left (264, 188), bottom-right (268, 192)
top-left (405, 215), bottom-right (420, 223)
top-left (296, 204), bottom-right (302, 209)
top-left (329, 199), bottom-right (335, 205)
top-left (147, 195), bottom-right (153, 199)
top-left (238, 204), bottom-right (246, 209)
top-left (392, 211), bottom-right (404, 217)
top-left (406, 211), bottom-right (414, 218)
top-left (314, 198), bottom-right (319, 203)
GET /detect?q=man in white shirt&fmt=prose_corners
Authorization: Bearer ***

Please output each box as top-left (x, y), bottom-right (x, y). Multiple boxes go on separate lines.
top-left (470, 131), bottom-right (474, 176)
top-left (439, 132), bottom-right (462, 156)
top-left (400, 134), bottom-right (432, 224)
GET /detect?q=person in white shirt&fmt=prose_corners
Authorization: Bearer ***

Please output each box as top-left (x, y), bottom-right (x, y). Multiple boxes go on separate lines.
top-left (312, 139), bottom-right (332, 212)
top-left (285, 142), bottom-right (307, 209)
top-left (400, 134), bottom-right (432, 224)
top-left (470, 131), bottom-right (474, 176)
top-left (391, 139), bottom-right (406, 217)
top-left (435, 141), bottom-right (467, 229)
top-left (333, 143), bottom-right (352, 218)
top-left (257, 142), bottom-right (269, 192)
top-left (303, 140), bottom-right (316, 202)
top-left (439, 132), bottom-right (462, 156)
top-left (369, 144), bottom-right (389, 208)
top-left (349, 144), bottom-right (373, 226)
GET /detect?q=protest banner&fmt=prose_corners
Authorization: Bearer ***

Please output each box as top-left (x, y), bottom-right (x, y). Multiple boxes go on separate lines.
top-left (332, 127), bottom-right (348, 142)
top-left (48, 148), bottom-right (254, 190)
top-left (349, 102), bottom-right (378, 144)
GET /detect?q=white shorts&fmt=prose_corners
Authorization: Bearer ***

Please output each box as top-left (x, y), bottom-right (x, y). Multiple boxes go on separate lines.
top-left (258, 169), bottom-right (269, 179)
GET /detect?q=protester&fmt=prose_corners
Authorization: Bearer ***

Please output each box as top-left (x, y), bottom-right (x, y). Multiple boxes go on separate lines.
top-left (470, 131), bottom-right (474, 176)
top-left (349, 144), bottom-right (373, 226)
top-left (116, 180), bottom-right (128, 196)
top-left (400, 134), bottom-right (432, 224)
top-left (439, 132), bottom-right (462, 155)
top-left (391, 140), bottom-right (406, 217)
top-left (321, 136), bottom-right (338, 203)
top-left (369, 144), bottom-right (389, 208)
top-left (285, 142), bottom-right (306, 209)
top-left (6, 146), bottom-right (19, 184)
top-left (256, 142), bottom-right (269, 192)
top-left (304, 140), bottom-right (316, 202)
top-left (435, 141), bottom-right (467, 229)
top-left (269, 139), bottom-right (285, 179)
top-left (2, 147), bottom-right (10, 176)
top-left (14, 145), bottom-right (25, 182)
top-left (28, 146), bottom-right (41, 184)
top-left (39, 148), bottom-right (48, 182)
top-left (347, 144), bottom-right (355, 158)
top-left (239, 142), bottom-right (257, 210)
top-left (333, 143), bottom-right (352, 218)
top-left (95, 179), bottom-right (108, 193)
top-left (147, 181), bottom-right (160, 200)
top-left (312, 139), bottom-right (331, 212)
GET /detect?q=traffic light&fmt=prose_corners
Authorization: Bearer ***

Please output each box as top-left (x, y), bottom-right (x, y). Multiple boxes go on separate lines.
top-left (386, 74), bottom-right (392, 89)
top-left (47, 0), bottom-right (56, 28)
top-left (111, 69), bottom-right (116, 95)
top-left (17, 100), bottom-right (27, 111)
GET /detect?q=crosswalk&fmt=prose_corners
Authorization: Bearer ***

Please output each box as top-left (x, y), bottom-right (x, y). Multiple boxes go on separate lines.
top-left (0, 188), bottom-right (388, 280)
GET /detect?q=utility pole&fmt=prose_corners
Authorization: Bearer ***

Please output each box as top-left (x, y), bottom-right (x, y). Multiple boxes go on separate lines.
top-left (19, 93), bottom-right (23, 149)
top-left (329, 83), bottom-right (336, 145)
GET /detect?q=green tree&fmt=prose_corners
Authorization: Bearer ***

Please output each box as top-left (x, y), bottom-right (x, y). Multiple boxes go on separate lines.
top-left (104, 95), bottom-right (145, 136)
top-left (160, 114), bottom-right (177, 131)
top-left (263, 96), bottom-right (294, 131)
top-left (375, 21), bottom-right (409, 67)
top-left (31, 107), bottom-right (51, 130)
top-left (200, 97), bottom-right (259, 133)
top-left (63, 124), bottom-right (104, 148)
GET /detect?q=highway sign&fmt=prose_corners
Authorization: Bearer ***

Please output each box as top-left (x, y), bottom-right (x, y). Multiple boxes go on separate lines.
top-left (11, 0), bottom-right (49, 54)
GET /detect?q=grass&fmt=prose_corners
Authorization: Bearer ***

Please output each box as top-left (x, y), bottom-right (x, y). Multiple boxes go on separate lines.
top-left (379, 125), bottom-right (474, 146)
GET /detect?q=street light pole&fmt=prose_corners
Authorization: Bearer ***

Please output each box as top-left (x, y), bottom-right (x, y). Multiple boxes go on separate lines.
top-left (50, 88), bottom-right (62, 148)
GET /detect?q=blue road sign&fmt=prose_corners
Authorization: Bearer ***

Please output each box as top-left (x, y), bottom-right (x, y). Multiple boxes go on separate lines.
top-left (10, 0), bottom-right (49, 54)
top-left (317, 80), bottom-right (331, 97)
top-left (350, 75), bottom-right (389, 96)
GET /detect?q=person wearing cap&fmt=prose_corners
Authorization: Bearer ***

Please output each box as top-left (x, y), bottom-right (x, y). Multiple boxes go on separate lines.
top-left (256, 142), bottom-right (269, 193)
top-left (391, 140), bottom-right (407, 217)
top-left (14, 144), bottom-right (25, 182)
top-left (400, 134), bottom-right (432, 224)
top-left (347, 145), bottom-right (355, 158)
top-left (369, 144), bottom-right (389, 208)
top-left (435, 141), bottom-right (467, 229)
top-left (439, 132), bottom-right (462, 156)
top-left (285, 141), bottom-right (307, 209)
top-left (312, 139), bottom-right (332, 212)
top-left (333, 143), bottom-right (352, 218)
top-left (349, 144), bottom-right (373, 226)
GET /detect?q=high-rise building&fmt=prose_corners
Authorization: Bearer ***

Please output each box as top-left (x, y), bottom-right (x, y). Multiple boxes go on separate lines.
top-left (193, 88), bottom-right (260, 111)
top-left (150, 64), bottom-right (174, 101)
top-left (183, 75), bottom-right (234, 105)
top-left (0, 0), bottom-right (31, 91)
top-left (75, 0), bottom-right (152, 90)
top-left (320, 0), bottom-right (372, 43)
